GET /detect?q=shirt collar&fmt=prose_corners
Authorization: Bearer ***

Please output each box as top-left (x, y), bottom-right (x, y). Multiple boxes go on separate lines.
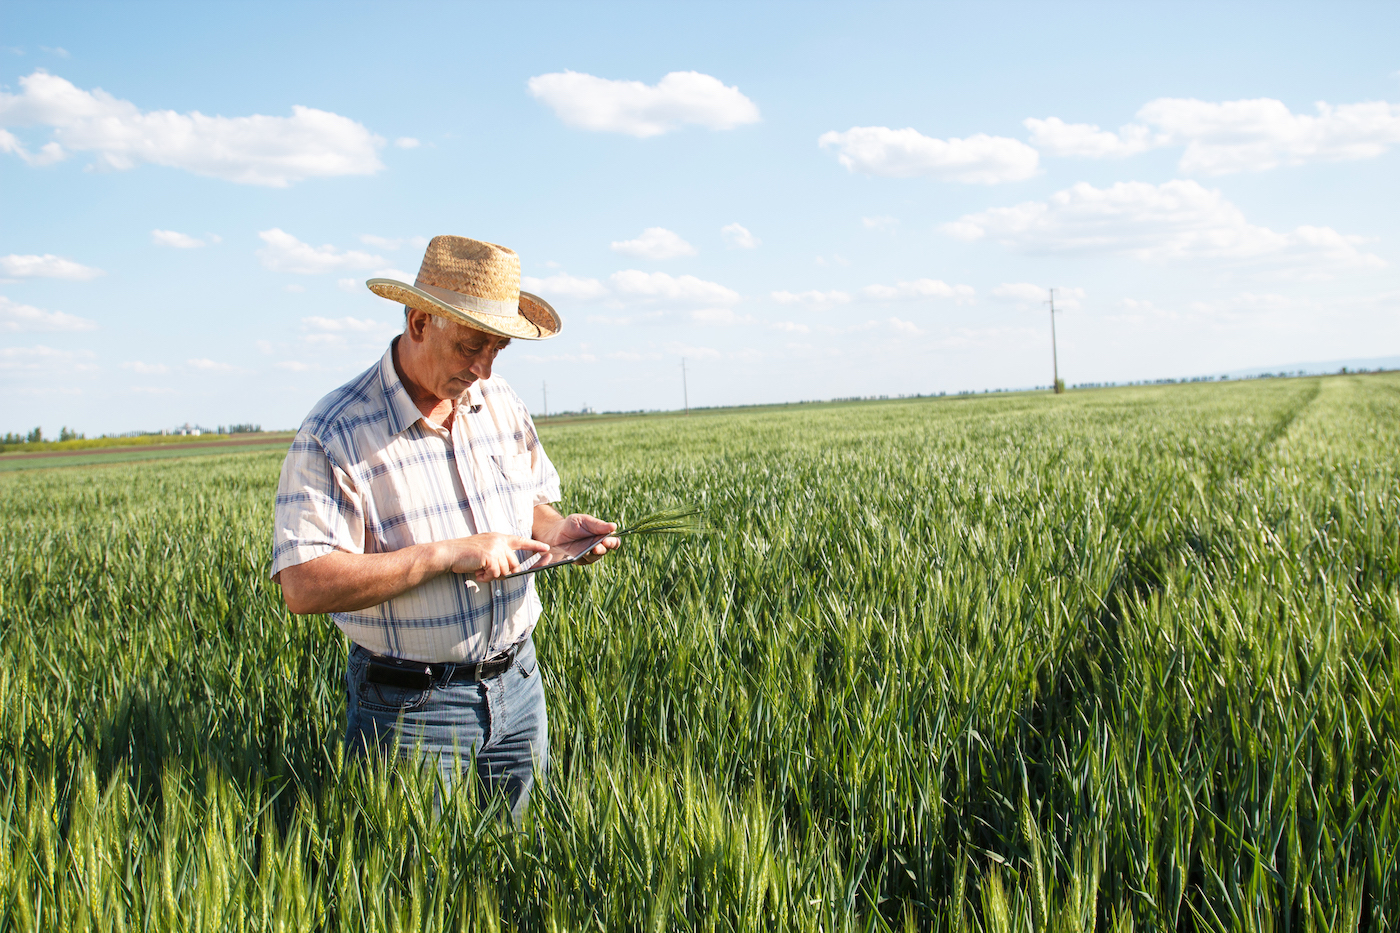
top-left (379, 338), bottom-right (485, 436)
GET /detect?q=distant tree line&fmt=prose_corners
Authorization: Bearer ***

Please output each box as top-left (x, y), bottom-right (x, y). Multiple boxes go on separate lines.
top-left (1, 422), bottom-right (264, 454)
top-left (2, 427), bottom-right (85, 445)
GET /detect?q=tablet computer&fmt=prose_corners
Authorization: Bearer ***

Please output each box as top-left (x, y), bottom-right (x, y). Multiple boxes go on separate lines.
top-left (501, 532), bottom-right (612, 578)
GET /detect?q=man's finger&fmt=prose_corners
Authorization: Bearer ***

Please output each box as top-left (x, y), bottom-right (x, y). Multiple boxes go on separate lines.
top-left (511, 535), bottom-right (551, 553)
top-left (576, 515), bottom-right (617, 534)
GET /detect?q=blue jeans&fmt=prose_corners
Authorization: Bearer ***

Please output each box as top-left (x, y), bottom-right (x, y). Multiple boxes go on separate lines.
top-left (344, 635), bottom-right (549, 821)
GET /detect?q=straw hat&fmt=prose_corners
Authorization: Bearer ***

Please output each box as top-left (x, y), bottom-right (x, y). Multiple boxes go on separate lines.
top-left (366, 235), bottom-right (561, 340)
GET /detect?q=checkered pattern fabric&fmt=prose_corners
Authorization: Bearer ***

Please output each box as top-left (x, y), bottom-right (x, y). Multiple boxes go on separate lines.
top-left (271, 340), bottom-right (560, 662)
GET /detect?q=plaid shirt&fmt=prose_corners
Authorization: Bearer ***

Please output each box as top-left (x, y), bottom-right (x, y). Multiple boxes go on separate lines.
top-left (271, 339), bottom-right (561, 663)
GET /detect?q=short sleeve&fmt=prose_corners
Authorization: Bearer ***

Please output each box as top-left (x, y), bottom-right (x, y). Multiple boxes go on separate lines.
top-left (270, 430), bottom-right (366, 579)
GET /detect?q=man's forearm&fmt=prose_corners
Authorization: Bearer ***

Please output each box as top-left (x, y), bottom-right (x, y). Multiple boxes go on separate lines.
top-left (276, 544), bottom-right (448, 615)
top-left (277, 530), bottom-right (548, 615)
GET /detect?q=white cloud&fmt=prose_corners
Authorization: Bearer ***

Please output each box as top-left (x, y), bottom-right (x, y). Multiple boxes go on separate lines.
top-left (394, 137), bottom-right (420, 149)
top-left (359, 234), bottom-right (402, 249)
top-left (151, 229), bottom-right (205, 248)
top-left (337, 278), bottom-right (358, 292)
top-left (0, 70), bottom-right (384, 186)
top-left (0, 344), bottom-right (97, 372)
top-left (610, 227), bottom-right (696, 260)
top-left (1026, 97), bottom-right (1400, 174)
top-left (370, 267), bottom-right (415, 282)
top-left (992, 283), bottom-right (1085, 310)
top-left (585, 312), bottom-right (665, 326)
top-left (527, 70), bottom-right (760, 137)
top-left (0, 128), bottom-right (64, 165)
top-left (302, 315), bottom-right (394, 333)
top-left (771, 289), bottom-right (852, 307)
top-left (1024, 117), bottom-right (1158, 158)
top-left (521, 273), bottom-right (609, 301)
top-left (818, 126), bottom-right (1039, 183)
top-left (941, 180), bottom-right (1385, 274)
top-left (721, 223), bottom-right (760, 249)
top-left (0, 295), bottom-right (97, 331)
top-left (991, 283), bottom-right (1050, 304)
top-left (862, 216), bottom-right (899, 230)
top-left (887, 317), bottom-right (924, 336)
top-left (284, 284), bottom-right (306, 293)
top-left (1144, 97), bottom-right (1400, 174)
top-left (186, 358), bottom-right (241, 373)
top-left (610, 270), bottom-right (739, 304)
top-left (770, 321), bottom-right (810, 334)
top-left (862, 279), bottom-right (975, 303)
top-left (256, 228), bottom-right (384, 274)
top-left (275, 360), bottom-right (313, 372)
top-left (122, 361), bottom-right (169, 374)
top-left (0, 252), bottom-right (102, 279)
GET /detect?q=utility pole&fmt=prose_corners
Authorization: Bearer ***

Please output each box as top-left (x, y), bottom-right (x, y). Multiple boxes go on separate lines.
top-left (681, 358), bottom-right (689, 415)
top-left (542, 381), bottom-right (547, 418)
top-left (1046, 288), bottom-right (1063, 394)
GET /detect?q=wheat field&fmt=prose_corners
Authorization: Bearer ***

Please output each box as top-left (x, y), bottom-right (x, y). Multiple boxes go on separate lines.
top-left (1, 374), bottom-right (1396, 931)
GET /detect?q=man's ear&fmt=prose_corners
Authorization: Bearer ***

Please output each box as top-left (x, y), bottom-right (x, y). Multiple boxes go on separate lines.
top-left (404, 307), bottom-right (431, 342)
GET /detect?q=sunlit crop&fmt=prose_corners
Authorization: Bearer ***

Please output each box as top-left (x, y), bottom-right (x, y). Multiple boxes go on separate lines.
top-left (1, 374), bottom-right (1396, 931)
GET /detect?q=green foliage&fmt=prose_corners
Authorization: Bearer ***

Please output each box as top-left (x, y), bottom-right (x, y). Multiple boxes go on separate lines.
top-left (0, 375), bottom-right (1397, 930)
top-left (615, 504), bottom-right (708, 537)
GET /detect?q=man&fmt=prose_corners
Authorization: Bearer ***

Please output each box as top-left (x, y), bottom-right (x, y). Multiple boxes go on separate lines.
top-left (271, 235), bottom-right (617, 819)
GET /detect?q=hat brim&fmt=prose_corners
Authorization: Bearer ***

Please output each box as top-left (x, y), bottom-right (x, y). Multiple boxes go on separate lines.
top-left (365, 278), bottom-right (561, 340)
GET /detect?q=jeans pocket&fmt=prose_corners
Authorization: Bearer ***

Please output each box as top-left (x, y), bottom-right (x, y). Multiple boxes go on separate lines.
top-left (516, 639), bottom-right (539, 678)
top-left (349, 649), bottom-right (433, 713)
top-left (358, 680), bottom-right (433, 713)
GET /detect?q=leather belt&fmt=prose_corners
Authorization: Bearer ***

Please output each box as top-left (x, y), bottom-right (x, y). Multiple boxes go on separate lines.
top-left (362, 642), bottom-right (522, 690)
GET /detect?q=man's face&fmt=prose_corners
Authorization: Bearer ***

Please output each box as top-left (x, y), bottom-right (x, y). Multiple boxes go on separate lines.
top-left (407, 310), bottom-right (511, 401)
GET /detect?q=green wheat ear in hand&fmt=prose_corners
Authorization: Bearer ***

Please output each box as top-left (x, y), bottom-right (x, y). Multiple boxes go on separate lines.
top-left (613, 505), bottom-right (707, 538)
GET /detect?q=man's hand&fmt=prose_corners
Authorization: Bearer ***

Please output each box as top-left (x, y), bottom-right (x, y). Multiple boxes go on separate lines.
top-left (277, 532), bottom-right (548, 615)
top-left (533, 505), bottom-right (620, 566)
top-left (444, 532), bottom-right (551, 581)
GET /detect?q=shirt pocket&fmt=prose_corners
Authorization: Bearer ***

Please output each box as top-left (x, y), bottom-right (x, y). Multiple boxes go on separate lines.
top-left (491, 451), bottom-right (536, 536)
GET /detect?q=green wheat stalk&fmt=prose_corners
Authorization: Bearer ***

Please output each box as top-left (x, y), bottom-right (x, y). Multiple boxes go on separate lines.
top-left (613, 504), bottom-right (707, 538)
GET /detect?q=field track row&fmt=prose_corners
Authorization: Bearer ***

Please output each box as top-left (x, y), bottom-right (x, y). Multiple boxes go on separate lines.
top-left (0, 432), bottom-right (296, 461)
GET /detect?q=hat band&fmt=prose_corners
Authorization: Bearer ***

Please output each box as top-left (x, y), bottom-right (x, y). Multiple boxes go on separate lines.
top-left (415, 281), bottom-right (520, 319)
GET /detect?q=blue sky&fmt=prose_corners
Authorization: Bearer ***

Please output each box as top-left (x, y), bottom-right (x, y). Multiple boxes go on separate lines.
top-left (3, 1), bottom-right (1398, 434)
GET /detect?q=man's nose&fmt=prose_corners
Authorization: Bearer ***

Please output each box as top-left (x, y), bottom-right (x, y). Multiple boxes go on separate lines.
top-left (469, 353), bottom-right (494, 380)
